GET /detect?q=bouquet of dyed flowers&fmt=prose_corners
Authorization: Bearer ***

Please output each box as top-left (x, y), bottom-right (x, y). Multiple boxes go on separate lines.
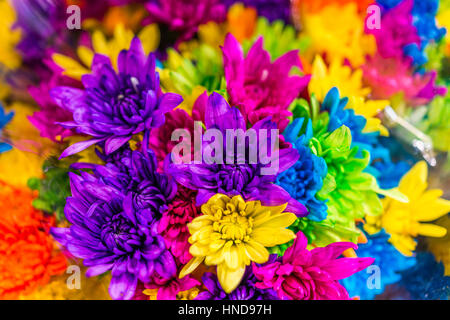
top-left (0, 0), bottom-right (449, 301)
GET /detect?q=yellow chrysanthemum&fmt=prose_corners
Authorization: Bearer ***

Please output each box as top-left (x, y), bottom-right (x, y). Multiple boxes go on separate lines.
top-left (365, 161), bottom-right (450, 256)
top-left (158, 48), bottom-right (208, 114)
top-left (0, 0), bottom-right (21, 99)
top-left (2, 103), bottom-right (53, 149)
top-left (0, 102), bottom-right (57, 186)
top-left (300, 3), bottom-right (375, 67)
top-left (347, 97), bottom-right (389, 136)
top-left (437, 7), bottom-right (450, 56)
top-left (0, 148), bottom-right (44, 186)
top-left (197, 22), bottom-right (228, 51)
top-left (309, 55), bottom-right (389, 135)
top-left (427, 215), bottom-right (450, 276)
top-left (179, 194), bottom-right (297, 293)
top-left (52, 23), bottom-right (160, 80)
top-left (176, 85), bottom-right (207, 115)
top-left (182, 2), bottom-right (256, 54)
top-left (309, 55), bottom-right (370, 101)
top-left (0, 0), bottom-right (21, 70)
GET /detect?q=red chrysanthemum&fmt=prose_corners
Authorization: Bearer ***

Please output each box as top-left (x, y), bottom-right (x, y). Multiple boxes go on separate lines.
top-left (148, 109), bottom-right (195, 171)
top-left (158, 186), bottom-right (200, 265)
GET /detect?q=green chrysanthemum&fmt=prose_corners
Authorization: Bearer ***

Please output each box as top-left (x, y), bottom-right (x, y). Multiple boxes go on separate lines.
top-left (270, 95), bottom-right (407, 254)
top-left (160, 44), bottom-right (225, 97)
top-left (242, 18), bottom-right (310, 60)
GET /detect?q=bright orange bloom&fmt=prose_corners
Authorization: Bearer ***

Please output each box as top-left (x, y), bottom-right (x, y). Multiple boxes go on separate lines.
top-left (227, 3), bottom-right (257, 43)
top-left (0, 181), bottom-right (67, 299)
top-left (294, 0), bottom-right (374, 13)
top-left (102, 6), bottom-right (148, 35)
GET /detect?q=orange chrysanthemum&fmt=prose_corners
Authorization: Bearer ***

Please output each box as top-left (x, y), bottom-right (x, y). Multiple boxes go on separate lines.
top-left (0, 181), bottom-right (67, 299)
top-left (227, 3), bottom-right (257, 43)
top-left (294, 0), bottom-right (374, 13)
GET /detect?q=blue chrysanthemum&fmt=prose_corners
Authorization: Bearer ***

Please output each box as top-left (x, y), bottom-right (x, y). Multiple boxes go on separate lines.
top-left (340, 230), bottom-right (416, 300)
top-left (398, 252), bottom-right (450, 300)
top-left (276, 118), bottom-right (328, 221)
top-left (367, 159), bottom-right (412, 190)
top-left (323, 87), bottom-right (389, 162)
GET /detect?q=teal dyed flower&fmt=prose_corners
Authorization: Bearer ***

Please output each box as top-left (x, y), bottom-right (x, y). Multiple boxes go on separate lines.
top-left (0, 103), bottom-right (13, 153)
top-left (340, 230), bottom-right (416, 300)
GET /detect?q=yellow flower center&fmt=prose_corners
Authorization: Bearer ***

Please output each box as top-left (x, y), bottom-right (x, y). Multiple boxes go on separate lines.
top-left (212, 202), bottom-right (253, 243)
top-left (177, 288), bottom-right (199, 300)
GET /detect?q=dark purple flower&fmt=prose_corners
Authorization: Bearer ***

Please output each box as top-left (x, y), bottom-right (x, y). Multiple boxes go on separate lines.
top-left (73, 148), bottom-right (177, 219)
top-left (167, 92), bottom-right (308, 216)
top-left (51, 150), bottom-right (177, 300)
top-left (195, 268), bottom-right (278, 300)
top-left (222, 0), bottom-right (292, 23)
top-left (145, 0), bottom-right (226, 43)
top-left (50, 37), bottom-right (183, 158)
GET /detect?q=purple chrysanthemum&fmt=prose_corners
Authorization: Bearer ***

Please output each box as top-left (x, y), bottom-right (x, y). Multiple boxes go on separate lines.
top-left (50, 37), bottom-right (183, 158)
top-left (51, 149), bottom-right (177, 300)
top-left (167, 92), bottom-right (308, 216)
top-left (196, 268), bottom-right (278, 300)
top-left (83, 149), bottom-right (177, 218)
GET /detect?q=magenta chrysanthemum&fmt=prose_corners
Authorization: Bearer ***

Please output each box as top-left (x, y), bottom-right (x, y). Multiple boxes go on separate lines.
top-left (145, 273), bottom-right (200, 300)
top-left (222, 33), bottom-right (310, 132)
top-left (253, 232), bottom-right (374, 300)
top-left (149, 109), bottom-right (195, 171)
top-left (366, 0), bottom-right (420, 60)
